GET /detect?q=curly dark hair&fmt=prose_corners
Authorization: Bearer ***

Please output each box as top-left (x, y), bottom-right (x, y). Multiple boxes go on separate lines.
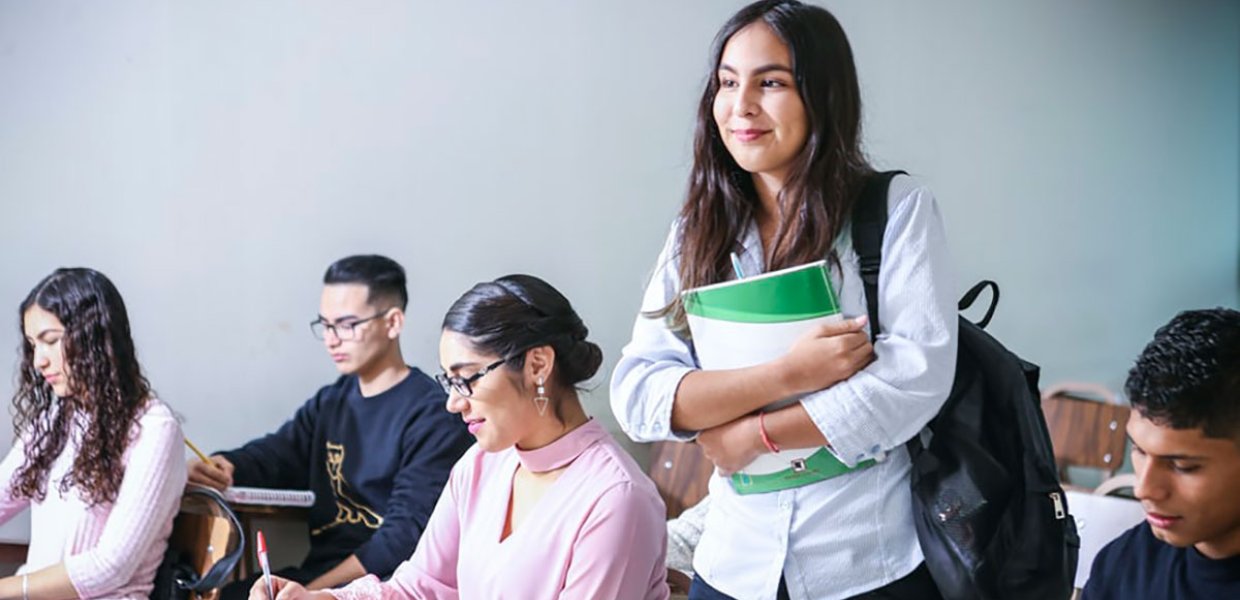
top-left (11, 268), bottom-right (153, 506)
top-left (1125, 307), bottom-right (1240, 441)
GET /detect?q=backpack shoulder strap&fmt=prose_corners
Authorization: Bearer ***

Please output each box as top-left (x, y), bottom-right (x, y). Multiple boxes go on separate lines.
top-left (850, 170), bottom-right (905, 341)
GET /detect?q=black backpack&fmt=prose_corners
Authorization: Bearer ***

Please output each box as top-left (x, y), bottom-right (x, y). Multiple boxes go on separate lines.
top-left (150, 485), bottom-right (246, 600)
top-left (851, 171), bottom-right (1080, 600)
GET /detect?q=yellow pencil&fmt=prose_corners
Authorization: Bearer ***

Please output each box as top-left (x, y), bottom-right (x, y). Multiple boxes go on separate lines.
top-left (184, 437), bottom-right (213, 465)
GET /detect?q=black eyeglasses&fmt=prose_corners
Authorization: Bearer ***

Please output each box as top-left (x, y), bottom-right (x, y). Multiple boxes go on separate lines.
top-left (310, 311), bottom-right (389, 341)
top-left (435, 358), bottom-right (509, 398)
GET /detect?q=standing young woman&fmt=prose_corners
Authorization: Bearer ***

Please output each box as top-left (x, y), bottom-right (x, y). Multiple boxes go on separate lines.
top-left (257, 275), bottom-right (669, 600)
top-left (0, 268), bottom-right (187, 599)
top-left (611, 2), bottom-right (957, 599)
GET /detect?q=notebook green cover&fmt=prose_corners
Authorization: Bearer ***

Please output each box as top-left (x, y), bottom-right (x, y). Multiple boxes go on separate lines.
top-left (683, 260), bottom-right (870, 493)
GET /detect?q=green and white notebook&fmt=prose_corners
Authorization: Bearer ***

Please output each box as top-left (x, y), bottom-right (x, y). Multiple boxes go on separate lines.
top-left (683, 260), bottom-right (872, 494)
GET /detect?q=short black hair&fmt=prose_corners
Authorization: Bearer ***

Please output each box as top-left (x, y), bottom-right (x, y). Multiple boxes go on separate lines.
top-left (323, 255), bottom-right (408, 310)
top-left (1125, 307), bottom-right (1240, 441)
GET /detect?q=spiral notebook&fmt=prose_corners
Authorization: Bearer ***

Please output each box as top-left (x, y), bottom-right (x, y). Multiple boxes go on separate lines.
top-left (223, 486), bottom-right (316, 507)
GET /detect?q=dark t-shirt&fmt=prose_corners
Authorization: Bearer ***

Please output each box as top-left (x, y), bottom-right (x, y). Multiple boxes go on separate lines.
top-left (1082, 522), bottom-right (1240, 599)
top-left (221, 369), bottom-right (472, 577)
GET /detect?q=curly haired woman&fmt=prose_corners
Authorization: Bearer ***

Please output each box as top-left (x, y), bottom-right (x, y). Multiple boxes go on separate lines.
top-left (0, 268), bottom-right (186, 599)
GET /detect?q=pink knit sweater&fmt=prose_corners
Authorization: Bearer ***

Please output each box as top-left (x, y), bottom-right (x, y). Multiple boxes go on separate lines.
top-left (0, 399), bottom-right (187, 599)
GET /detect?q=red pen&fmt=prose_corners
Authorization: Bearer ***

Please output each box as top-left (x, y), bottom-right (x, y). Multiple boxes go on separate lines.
top-left (257, 530), bottom-right (274, 599)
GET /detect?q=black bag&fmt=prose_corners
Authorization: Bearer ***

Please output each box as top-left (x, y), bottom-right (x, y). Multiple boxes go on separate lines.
top-left (851, 171), bottom-right (1079, 600)
top-left (151, 484), bottom-right (246, 600)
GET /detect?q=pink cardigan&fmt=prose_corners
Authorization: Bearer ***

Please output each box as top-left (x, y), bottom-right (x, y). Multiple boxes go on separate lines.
top-left (0, 399), bottom-right (187, 599)
top-left (332, 419), bottom-right (670, 600)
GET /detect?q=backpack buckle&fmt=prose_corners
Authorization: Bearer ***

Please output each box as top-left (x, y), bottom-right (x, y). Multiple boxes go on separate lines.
top-left (858, 257), bottom-right (881, 279)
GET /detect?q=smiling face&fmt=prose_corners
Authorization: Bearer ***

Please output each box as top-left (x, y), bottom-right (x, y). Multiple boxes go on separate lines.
top-left (23, 305), bottom-right (71, 398)
top-left (712, 20), bottom-right (808, 185)
top-left (438, 330), bottom-right (541, 453)
top-left (1128, 411), bottom-right (1240, 558)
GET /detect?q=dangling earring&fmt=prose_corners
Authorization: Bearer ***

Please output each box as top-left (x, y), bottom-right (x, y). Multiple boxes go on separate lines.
top-left (534, 377), bottom-right (549, 417)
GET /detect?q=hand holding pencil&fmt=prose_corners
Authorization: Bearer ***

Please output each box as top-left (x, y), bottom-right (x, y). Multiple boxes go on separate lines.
top-left (185, 437), bottom-right (236, 490)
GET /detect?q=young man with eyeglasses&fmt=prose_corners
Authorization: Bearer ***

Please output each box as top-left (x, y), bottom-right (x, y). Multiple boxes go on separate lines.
top-left (1081, 308), bottom-right (1240, 599)
top-left (187, 255), bottom-right (472, 600)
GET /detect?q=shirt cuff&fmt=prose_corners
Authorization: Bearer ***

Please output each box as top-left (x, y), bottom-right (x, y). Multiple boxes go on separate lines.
top-left (801, 381), bottom-right (888, 468)
top-left (354, 546), bottom-right (383, 579)
top-left (624, 365), bottom-right (698, 442)
top-left (62, 553), bottom-right (98, 599)
top-left (328, 574), bottom-right (385, 600)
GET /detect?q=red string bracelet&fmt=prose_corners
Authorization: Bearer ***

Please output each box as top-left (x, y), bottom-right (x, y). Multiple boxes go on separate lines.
top-left (758, 412), bottom-right (780, 453)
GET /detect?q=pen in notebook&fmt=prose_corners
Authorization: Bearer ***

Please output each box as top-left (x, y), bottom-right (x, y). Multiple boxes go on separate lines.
top-left (730, 252), bottom-right (746, 279)
top-left (258, 530), bottom-right (275, 600)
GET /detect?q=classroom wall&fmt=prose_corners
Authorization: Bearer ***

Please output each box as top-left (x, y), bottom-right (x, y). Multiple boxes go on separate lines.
top-left (0, 0), bottom-right (1235, 514)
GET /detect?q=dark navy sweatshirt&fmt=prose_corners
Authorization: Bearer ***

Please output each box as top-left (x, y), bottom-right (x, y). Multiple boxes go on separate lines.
top-left (221, 369), bottom-right (472, 577)
top-left (1082, 521), bottom-right (1240, 600)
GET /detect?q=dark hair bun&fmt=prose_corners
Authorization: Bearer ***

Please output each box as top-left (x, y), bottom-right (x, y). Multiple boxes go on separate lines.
top-left (559, 339), bottom-right (603, 385)
top-left (442, 274), bottom-right (602, 387)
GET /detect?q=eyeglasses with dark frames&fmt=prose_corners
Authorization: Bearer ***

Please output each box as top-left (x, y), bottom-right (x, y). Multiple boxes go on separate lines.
top-left (309, 310), bottom-right (390, 341)
top-left (434, 357), bottom-right (510, 398)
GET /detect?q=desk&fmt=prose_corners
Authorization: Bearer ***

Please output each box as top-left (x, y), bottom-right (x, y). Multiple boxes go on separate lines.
top-left (171, 502), bottom-right (235, 600)
top-left (230, 504), bottom-right (309, 579)
top-left (171, 498), bottom-right (308, 598)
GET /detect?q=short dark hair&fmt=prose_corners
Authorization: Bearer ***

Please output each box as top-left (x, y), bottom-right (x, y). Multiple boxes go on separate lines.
top-left (323, 255), bottom-right (408, 310)
top-left (442, 274), bottom-right (603, 422)
top-left (1125, 307), bottom-right (1240, 441)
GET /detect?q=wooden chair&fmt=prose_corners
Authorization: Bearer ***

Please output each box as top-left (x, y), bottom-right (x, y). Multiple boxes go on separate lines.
top-left (1040, 382), bottom-right (1132, 490)
top-left (647, 440), bottom-right (715, 519)
top-left (169, 490), bottom-right (244, 600)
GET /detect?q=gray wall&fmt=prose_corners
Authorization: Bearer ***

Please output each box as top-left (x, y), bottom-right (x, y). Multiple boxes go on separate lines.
top-left (0, 0), bottom-right (1236, 513)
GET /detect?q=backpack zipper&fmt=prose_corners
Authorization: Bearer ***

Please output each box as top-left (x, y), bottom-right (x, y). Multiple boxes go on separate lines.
top-left (1050, 491), bottom-right (1066, 519)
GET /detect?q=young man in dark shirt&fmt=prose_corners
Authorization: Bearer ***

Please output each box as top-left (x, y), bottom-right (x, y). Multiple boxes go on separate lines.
top-left (1082, 307), bottom-right (1240, 599)
top-left (186, 255), bottom-right (472, 599)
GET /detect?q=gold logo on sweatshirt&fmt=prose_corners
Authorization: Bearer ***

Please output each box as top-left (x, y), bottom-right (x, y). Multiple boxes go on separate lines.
top-left (311, 441), bottom-right (384, 535)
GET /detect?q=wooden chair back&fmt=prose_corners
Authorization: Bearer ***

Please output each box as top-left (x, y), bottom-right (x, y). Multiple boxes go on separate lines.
top-left (1040, 382), bottom-right (1131, 486)
top-left (647, 440), bottom-right (715, 519)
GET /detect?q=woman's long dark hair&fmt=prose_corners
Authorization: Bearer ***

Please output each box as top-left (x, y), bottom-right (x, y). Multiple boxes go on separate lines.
top-left (442, 274), bottom-right (603, 423)
top-left (660, 0), bottom-right (873, 330)
top-left (11, 268), bottom-right (152, 506)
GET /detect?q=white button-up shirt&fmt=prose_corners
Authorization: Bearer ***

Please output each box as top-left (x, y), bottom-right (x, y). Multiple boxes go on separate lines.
top-left (611, 175), bottom-right (958, 600)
